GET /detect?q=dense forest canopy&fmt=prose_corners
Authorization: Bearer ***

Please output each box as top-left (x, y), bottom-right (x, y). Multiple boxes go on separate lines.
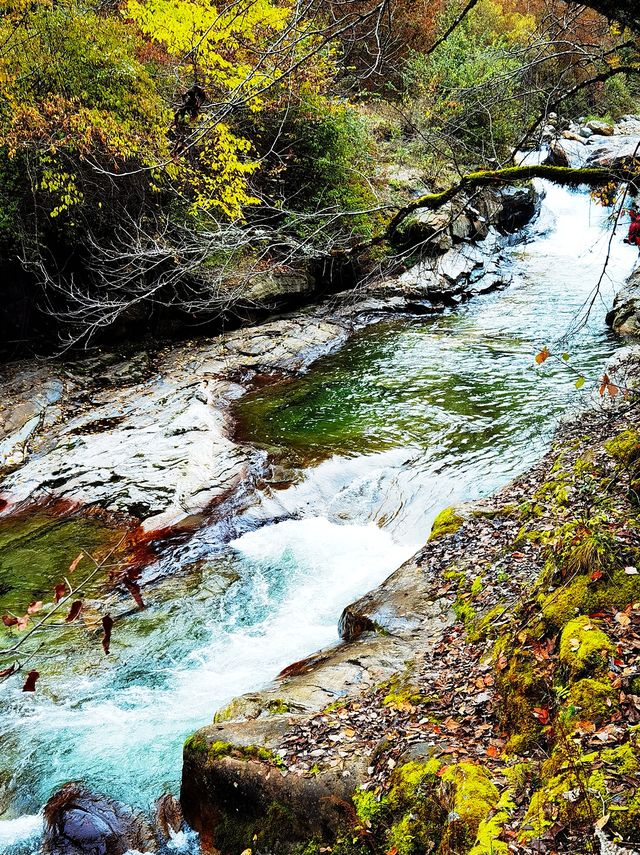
top-left (1, 0), bottom-right (639, 350)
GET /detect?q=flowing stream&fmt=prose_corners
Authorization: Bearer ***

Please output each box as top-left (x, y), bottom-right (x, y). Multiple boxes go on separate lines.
top-left (0, 180), bottom-right (637, 854)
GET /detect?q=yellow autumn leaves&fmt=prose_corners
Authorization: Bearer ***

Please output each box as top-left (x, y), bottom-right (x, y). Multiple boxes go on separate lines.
top-left (0, 0), bottom-right (306, 221)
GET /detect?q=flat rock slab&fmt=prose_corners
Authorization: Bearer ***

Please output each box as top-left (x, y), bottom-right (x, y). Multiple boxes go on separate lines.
top-left (0, 313), bottom-right (353, 529)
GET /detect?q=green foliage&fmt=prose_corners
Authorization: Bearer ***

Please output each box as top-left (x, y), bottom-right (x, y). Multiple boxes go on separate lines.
top-left (353, 789), bottom-right (383, 825)
top-left (520, 736), bottom-right (640, 843)
top-left (259, 96), bottom-right (380, 241)
top-left (402, 0), bottom-right (537, 161)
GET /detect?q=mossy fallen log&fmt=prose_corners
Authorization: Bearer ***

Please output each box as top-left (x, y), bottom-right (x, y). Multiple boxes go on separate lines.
top-left (384, 164), bottom-right (639, 241)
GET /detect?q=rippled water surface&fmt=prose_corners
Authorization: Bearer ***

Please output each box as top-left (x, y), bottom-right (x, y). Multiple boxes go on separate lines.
top-left (0, 181), bottom-right (637, 852)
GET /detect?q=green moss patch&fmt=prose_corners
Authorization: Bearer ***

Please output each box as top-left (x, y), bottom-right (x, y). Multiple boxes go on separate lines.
top-left (559, 616), bottom-right (614, 676)
top-left (429, 507), bottom-right (464, 541)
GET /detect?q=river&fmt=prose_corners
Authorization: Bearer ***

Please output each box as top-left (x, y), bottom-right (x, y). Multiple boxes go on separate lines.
top-left (0, 179), bottom-right (636, 854)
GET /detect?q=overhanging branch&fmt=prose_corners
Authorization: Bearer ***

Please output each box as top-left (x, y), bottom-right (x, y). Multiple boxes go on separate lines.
top-left (381, 164), bottom-right (640, 242)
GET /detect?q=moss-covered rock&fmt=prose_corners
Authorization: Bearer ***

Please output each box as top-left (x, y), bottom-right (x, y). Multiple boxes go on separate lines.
top-left (558, 616), bottom-right (614, 676)
top-left (562, 678), bottom-right (618, 725)
top-left (382, 674), bottom-right (430, 709)
top-left (605, 429), bottom-right (640, 466)
top-left (429, 507), bottom-right (464, 541)
top-left (521, 735), bottom-right (640, 843)
top-left (440, 762), bottom-right (500, 853)
top-left (494, 640), bottom-right (546, 753)
top-left (362, 759), bottom-right (445, 855)
top-left (538, 575), bottom-right (590, 628)
top-left (540, 569), bottom-right (640, 630)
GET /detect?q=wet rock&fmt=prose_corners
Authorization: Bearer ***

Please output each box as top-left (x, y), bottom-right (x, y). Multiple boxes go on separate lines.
top-left (181, 718), bottom-right (363, 853)
top-left (42, 783), bottom-right (157, 855)
top-left (586, 119), bottom-right (614, 137)
top-left (154, 794), bottom-right (184, 841)
top-left (489, 185), bottom-right (541, 234)
top-left (606, 263), bottom-right (640, 335)
top-left (543, 141), bottom-right (570, 168)
top-left (181, 549), bottom-right (455, 853)
top-left (0, 313), bottom-right (352, 530)
top-left (0, 371), bottom-right (65, 474)
top-left (587, 135), bottom-right (640, 169)
top-left (579, 126), bottom-right (594, 139)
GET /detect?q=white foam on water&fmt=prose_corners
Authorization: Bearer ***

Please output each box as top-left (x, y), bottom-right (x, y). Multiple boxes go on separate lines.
top-left (0, 518), bottom-right (409, 828)
top-left (0, 812), bottom-right (43, 853)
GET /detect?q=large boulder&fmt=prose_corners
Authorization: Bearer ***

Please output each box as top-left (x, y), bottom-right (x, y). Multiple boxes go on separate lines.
top-left (587, 135), bottom-right (640, 170)
top-left (242, 269), bottom-right (316, 306)
top-left (181, 718), bottom-right (365, 854)
top-left (42, 784), bottom-right (157, 855)
top-left (586, 119), bottom-right (614, 137)
top-left (607, 264), bottom-right (640, 335)
top-left (393, 204), bottom-right (455, 252)
top-left (481, 185), bottom-right (541, 234)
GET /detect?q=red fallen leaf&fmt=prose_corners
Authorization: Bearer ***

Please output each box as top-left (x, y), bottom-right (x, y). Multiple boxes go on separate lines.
top-left (486, 744), bottom-right (501, 758)
top-left (101, 614), bottom-right (114, 655)
top-left (511, 551), bottom-right (525, 559)
top-left (386, 848), bottom-right (399, 855)
top-left (0, 663), bottom-right (16, 679)
top-left (54, 583), bottom-right (67, 603)
top-left (532, 706), bottom-right (550, 725)
top-left (1, 614), bottom-right (18, 627)
top-left (599, 374), bottom-right (619, 398)
top-left (496, 654), bottom-right (508, 671)
top-left (65, 600), bottom-right (83, 622)
top-left (531, 638), bottom-right (554, 661)
top-left (123, 577), bottom-right (145, 610)
top-left (27, 601), bottom-right (43, 615)
top-left (68, 553), bottom-right (83, 573)
top-left (591, 570), bottom-right (604, 581)
top-left (22, 670), bottom-right (39, 692)
top-left (535, 347), bottom-right (551, 365)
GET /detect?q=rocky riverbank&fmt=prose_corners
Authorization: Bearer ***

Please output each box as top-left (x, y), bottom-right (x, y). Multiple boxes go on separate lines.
top-left (0, 185), bottom-right (538, 535)
top-left (181, 349), bottom-right (640, 855)
top-left (2, 123), bottom-right (638, 536)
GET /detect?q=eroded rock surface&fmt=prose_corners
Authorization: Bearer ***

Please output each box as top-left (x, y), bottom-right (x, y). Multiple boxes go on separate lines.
top-left (0, 314), bottom-right (352, 530)
top-left (607, 262), bottom-right (640, 336)
top-left (42, 784), bottom-right (157, 855)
